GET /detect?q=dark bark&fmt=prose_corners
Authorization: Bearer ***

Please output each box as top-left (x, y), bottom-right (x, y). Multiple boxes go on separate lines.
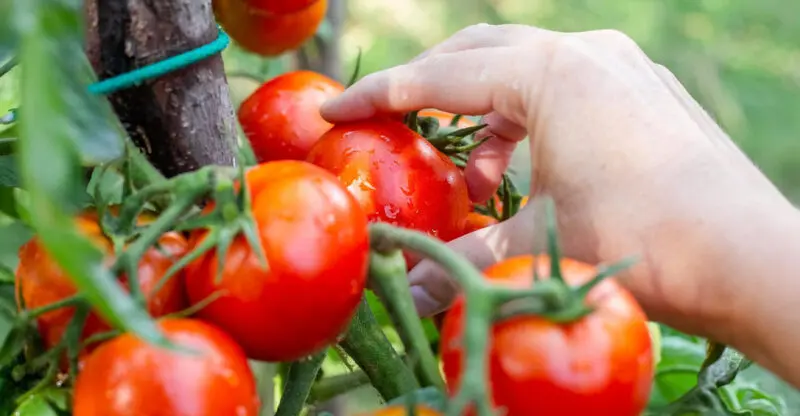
top-left (84, 0), bottom-right (237, 177)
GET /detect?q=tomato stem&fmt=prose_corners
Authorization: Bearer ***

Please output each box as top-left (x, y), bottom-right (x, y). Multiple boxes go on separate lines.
top-left (21, 295), bottom-right (83, 321)
top-left (367, 222), bottom-right (499, 416)
top-left (339, 297), bottom-right (420, 401)
top-left (307, 370), bottom-right (370, 404)
top-left (113, 190), bottom-right (204, 306)
top-left (274, 351), bottom-right (327, 416)
top-left (367, 250), bottom-right (446, 391)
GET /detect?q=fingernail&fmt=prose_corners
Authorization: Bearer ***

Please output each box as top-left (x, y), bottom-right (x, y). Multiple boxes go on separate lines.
top-left (410, 285), bottom-right (444, 317)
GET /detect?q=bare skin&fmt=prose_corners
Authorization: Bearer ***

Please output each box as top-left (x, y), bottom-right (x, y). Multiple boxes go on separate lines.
top-left (320, 24), bottom-right (800, 388)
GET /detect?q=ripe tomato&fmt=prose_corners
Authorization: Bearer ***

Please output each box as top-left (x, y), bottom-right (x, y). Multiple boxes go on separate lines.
top-left (73, 319), bottom-right (259, 416)
top-left (15, 211), bottom-right (188, 358)
top-left (359, 405), bottom-right (442, 416)
top-left (184, 161), bottom-right (369, 362)
top-left (214, 0), bottom-right (326, 57)
top-left (307, 119), bottom-right (470, 266)
top-left (243, 0), bottom-right (318, 14)
top-left (418, 109), bottom-right (475, 130)
top-left (440, 255), bottom-right (653, 416)
top-left (461, 212), bottom-right (499, 235)
top-left (238, 71), bottom-right (343, 163)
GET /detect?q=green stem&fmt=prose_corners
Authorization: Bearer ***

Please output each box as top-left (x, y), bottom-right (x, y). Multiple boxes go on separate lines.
top-left (124, 141), bottom-right (171, 209)
top-left (274, 351), bottom-right (327, 416)
top-left (113, 192), bottom-right (202, 304)
top-left (339, 298), bottom-right (419, 401)
top-left (368, 250), bottom-right (445, 390)
top-left (22, 295), bottom-right (83, 320)
top-left (0, 56), bottom-right (17, 79)
top-left (368, 223), bottom-right (499, 416)
top-left (308, 370), bottom-right (371, 404)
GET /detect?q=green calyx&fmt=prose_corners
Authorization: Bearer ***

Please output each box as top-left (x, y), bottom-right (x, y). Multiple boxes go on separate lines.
top-left (494, 197), bottom-right (639, 325)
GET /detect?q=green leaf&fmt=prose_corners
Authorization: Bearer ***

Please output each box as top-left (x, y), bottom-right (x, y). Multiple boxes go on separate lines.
top-left (0, 186), bottom-right (19, 218)
top-left (0, 220), bottom-right (32, 273)
top-left (12, 387), bottom-right (70, 416)
top-left (0, 1), bottom-right (17, 64)
top-left (0, 155), bottom-right (19, 187)
top-left (13, 0), bottom-right (167, 347)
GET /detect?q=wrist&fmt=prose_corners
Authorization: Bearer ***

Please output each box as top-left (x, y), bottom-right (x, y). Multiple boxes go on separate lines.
top-left (711, 204), bottom-right (800, 387)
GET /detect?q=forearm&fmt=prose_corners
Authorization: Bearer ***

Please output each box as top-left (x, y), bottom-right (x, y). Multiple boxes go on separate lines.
top-left (708, 204), bottom-right (800, 388)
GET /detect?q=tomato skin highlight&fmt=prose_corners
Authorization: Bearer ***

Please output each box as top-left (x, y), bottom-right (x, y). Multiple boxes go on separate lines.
top-left (185, 161), bottom-right (369, 362)
top-left (307, 119), bottom-right (470, 265)
top-left (440, 255), bottom-right (654, 416)
top-left (15, 212), bottom-right (188, 360)
top-left (238, 70), bottom-right (343, 163)
top-left (243, 0), bottom-right (318, 14)
top-left (214, 0), bottom-right (326, 57)
top-left (73, 318), bottom-right (260, 416)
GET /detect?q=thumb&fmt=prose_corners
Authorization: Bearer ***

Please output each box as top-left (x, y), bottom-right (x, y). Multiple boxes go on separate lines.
top-left (407, 213), bottom-right (533, 317)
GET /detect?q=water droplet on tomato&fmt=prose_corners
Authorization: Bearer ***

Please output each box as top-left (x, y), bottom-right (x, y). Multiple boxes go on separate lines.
top-left (384, 204), bottom-right (400, 219)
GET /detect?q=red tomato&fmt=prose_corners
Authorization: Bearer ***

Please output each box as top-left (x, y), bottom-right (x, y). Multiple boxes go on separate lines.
top-left (461, 212), bottom-right (499, 235)
top-left (73, 318), bottom-right (260, 416)
top-left (243, 0), bottom-right (318, 14)
top-left (418, 109), bottom-right (475, 130)
top-left (306, 119), bottom-right (470, 266)
top-left (15, 211), bottom-right (188, 360)
top-left (440, 255), bottom-right (653, 416)
top-left (214, 0), bottom-right (326, 57)
top-left (184, 161), bottom-right (369, 362)
top-left (358, 405), bottom-right (443, 416)
top-left (238, 71), bottom-right (343, 163)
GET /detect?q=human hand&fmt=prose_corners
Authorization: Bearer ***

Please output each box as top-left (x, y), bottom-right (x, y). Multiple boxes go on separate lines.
top-left (320, 24), bottom-right (800, 379)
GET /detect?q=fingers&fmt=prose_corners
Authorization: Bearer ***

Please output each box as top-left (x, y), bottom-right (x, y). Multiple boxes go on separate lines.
top-left (465, 112), bottom-right (528, 202)
top-left (408, 212), bottom-right (534, 316)
top-left (321, 42), bottom-right (554, 125)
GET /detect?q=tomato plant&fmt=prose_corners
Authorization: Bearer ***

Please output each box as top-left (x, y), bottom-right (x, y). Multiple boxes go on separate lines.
top-left (73, 318), bottom-right (260, 416)
top-left (307, 119), bottom-right (470, 265)
top-left (238, 70), bottom-right (343, 163)
top-left (184, 160), bottom-right (369, 362)
top-left (15, 210), bottom-right (188, 359)
top-left (243, 0), bottom-right (319, 15)
top-left (440, 255), bottom-right (654, 416)
top-left (213, 0), bottom-right (326, 57)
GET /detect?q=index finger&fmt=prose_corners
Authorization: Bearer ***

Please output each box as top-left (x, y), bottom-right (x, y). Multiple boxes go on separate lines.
top-left (319, 46), bottom-right (548, 127)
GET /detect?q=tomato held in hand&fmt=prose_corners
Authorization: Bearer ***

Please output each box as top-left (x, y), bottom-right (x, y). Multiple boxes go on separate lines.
top-left (359, 405), bottom-right (443, 416)
top-left (185, 161), bottom-right (369, 362)
top-left (73, 319), bottom-right (259, 416)
top-left (440, 255), bottom-right (653, 416)
top-left (238, 71), bottom-right (343, 163)
top-left (307, 119), bottom-right (470, 264)
top-left (214, 0), bottom-right (326, 57)
top-left (15, 211), bottom-right (188, 358)
top-left (243, 0), bottom-right (318, 14)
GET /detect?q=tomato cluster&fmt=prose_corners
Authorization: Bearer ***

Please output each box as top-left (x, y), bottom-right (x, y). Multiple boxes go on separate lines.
top-left (12, 62), bottom-right (654, 415)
